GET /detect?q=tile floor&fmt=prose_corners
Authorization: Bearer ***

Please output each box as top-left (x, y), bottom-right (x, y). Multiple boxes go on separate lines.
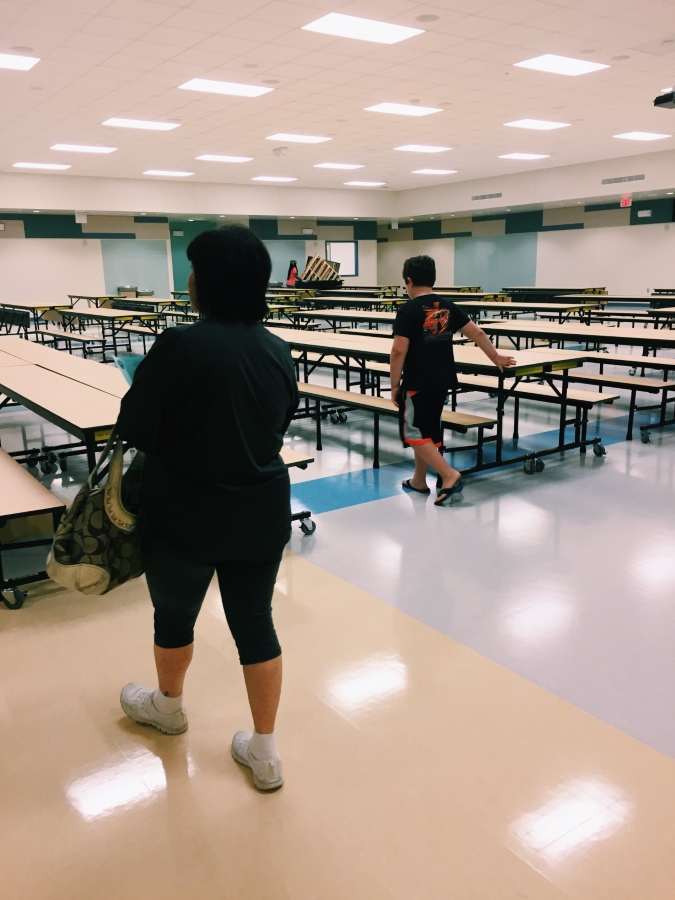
top-left (2, 342), bottom-right (675, 898)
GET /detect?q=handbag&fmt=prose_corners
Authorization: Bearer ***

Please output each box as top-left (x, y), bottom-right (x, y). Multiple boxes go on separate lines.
top-left (46, 430), bottom-right (145, 595)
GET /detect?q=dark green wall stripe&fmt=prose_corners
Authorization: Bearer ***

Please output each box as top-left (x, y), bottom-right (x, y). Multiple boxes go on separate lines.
top-left (134, 216), bottom-right (168, 223)
top-left (540, 223), bottom-right (584, 232)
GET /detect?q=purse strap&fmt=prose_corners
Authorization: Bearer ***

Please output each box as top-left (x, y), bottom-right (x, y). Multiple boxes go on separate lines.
top-left (88, 427), bottom-right (119, 489)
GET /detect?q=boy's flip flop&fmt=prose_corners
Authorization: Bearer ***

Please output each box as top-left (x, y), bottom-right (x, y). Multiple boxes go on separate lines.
top-left (434, 479), bottom-right (465, 506)
top-left (402, 479), bottom-right (431, 495)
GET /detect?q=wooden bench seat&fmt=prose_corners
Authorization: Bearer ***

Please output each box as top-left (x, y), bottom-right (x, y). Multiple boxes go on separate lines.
top-left (580, 351), bottom-right (675, 376)
top-left (550, 371), bottom-right (675, 440)
top-left (0, 448), bottom-right (65, 608)
top-left (296, 382), bottom-right (497, 468)
top-left (118, 323), bottom-right (157, 352)
top-left (456, 373), bottom-right (619, 446)
top-left (34, 329), bottom-right (105, 358)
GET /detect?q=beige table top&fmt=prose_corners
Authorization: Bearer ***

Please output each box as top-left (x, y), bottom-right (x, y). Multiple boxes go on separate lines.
top-left (0, 348), bottom-right (31, 368)
top-left (0, 364), bottom-right (120, 437)
top-left (60, 307), bottom-right (159, 322)
top-left (112, 297), bottom-right (189, 307)
top-left (648, 306), bottom-right (675, 315)
top-left (293, 308), bottom-right (396, 323)
top-left (279, 447), bottom-right (314, 468)
top-left (456, 300), bottom-right (604, 313)
top-left (267, 327), bottom-right (585, 376)
top-left (0, 448), bottom-right (65, 519)
top-left (0, 299), bottom-right (72, 311)
top-left (0, 337), bottom-right (128, 397)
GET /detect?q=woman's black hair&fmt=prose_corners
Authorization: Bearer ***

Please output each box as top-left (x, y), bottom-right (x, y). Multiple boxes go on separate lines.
top-left (186, 225), bottom-right (270, 323)
top-left (287, 259), bottom-right (298, 279)
top-left (402, 255), bottom-right (436, 288)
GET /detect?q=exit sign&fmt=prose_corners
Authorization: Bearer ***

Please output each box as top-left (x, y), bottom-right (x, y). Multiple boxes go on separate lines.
top-left (620, 196), bottom-right (632, 208)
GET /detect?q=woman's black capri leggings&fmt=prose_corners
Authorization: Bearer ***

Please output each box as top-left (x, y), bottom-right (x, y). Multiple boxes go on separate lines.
top-left (143, 529), bottom-right (282, 666)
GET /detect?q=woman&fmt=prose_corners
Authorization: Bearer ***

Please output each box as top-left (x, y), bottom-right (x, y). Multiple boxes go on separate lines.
top-left (117, 225), bottom-right (298, 792)
top-left (285, 259), bottom-right (298, 287)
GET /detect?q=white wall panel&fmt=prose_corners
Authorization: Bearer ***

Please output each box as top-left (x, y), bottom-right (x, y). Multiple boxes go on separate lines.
top-left (0, 238), bottom-right (105, 304)
top-left (536, 223), bottom-right (675, 294)
top-left (377, 239), bottom-right (454, 288)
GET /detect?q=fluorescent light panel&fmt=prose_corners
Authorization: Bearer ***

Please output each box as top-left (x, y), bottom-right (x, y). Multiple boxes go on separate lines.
top-left (413, 169), bottom-right (458, 175)
top-left (13, 162), bottom-right (70, 170)
top-left (252, 176), bottom-right (297, 182)
top-left (178, 78), bottom-right (272, 97)
top-left (144, 169), bottom-right (194, 177)
top-left (504, 119), bottom-right (570, 130)
top-left (103, 118), bottom-right (180, 130)
top-left (266, 133), bottom-right (331, 143)
top-left (196, 154), bottom-right (253, 162)
top-left (514, 54), bottom-right (609, 76)
top-left (366, 103), bottom-right (441, 117)
top-left (314, 163), bottom-right (363, 169)
top-left (614, 132), bottom-right (671, 141)
top-left (395, 144), bottom-right (451, 153)
top-left (499, 153), bottom-right (550, 160)
top-left (302, 13), bottom-right (423, 45)
top-left (345, 181), bottom-right (385, 186)
top-left (0, 52), bottom-right (40, 70)
top-left (51, 143), bottom-right (117, 153)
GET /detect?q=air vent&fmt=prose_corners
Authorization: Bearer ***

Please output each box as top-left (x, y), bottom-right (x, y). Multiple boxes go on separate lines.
top-left (601, 174), bottom-right (645, 185)
top-left (472, 192), bottom-right (502, 201)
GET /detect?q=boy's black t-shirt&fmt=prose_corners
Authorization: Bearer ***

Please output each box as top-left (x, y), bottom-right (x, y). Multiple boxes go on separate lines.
top-left (393, 294), bottom-right (471, 391)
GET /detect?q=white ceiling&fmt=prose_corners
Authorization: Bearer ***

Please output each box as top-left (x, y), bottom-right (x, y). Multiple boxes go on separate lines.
top-left (2, 0), bottom-right (675, 194)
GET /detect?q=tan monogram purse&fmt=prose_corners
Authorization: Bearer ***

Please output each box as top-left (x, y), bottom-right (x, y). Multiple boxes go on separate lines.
top-left (46, 431), bottom-right (144, 595)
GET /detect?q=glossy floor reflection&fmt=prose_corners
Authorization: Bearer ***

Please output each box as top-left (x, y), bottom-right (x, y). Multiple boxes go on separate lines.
top-left (2, 554), bottom-right (674, 899)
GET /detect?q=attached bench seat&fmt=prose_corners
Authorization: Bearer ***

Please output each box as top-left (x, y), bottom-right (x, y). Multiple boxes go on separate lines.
top-left (297, 382), bottom-right (497, 468)
top-left (580, 351), bottom-right (675, 377)
top-left (118, 323), bottom-right (158, 352)
top-left (0, 448), bottom-right (65, 608)
top-left (34, 329), bottom-right (105, 358)
top-left (550, 370), bottom-right (675, 440)
top-left (456, 373), bottom-right (619, 446)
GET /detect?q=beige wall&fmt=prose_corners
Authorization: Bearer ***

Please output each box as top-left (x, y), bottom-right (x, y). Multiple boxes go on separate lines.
top-left (377, 238), bottom-right (454, 288)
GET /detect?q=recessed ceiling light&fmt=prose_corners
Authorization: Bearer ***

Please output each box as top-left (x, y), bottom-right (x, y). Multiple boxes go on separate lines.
top-left (395, 144), bottom-right (451, 152)
top-left (514, 54), bottom-right (609, 76)
top-left (412, 169), bottom-right (458, 175)
top-left (13, 162), bottom-right (70, 170)
top-left (144, 170), bottom-right (194, 177)
top-left (365, 102), bottom-right (442, 117)
top-left (504, 119), bottom-right (570, 130)
top-left (499, 153), bottom-right (550, 160)
top-left (103, 118), bottom-right (180, 130)
top-left (196, 154), bottom-right (253, 162)
top-left (345, 181), bottom-right (385, 187)
top-left (33, 210), bottom-right (40, 212)
top-left (252, 176), bottom-right (297, 182)
top-left (302, 13), bottom-right (423, 45)
top-left (668, 192), bottom-right (674, 195)
top-left (614, 132), bottom-right (671, 141)
top-left (314, 162), bottom-right (364, 169)
top-left (178, 78), bottom-right (273, 97)
top-left (266, 133), bottom-right (330, 143)
top-left (0, 52), bottom-right (40, 70)
top-left (51, 143), bottom-right (117, 153)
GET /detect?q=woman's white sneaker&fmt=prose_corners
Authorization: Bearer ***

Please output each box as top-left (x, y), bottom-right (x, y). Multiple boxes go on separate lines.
top-left (231, 731), bottom-right (283, 791)
top-left (120, 682), bottom-right (188, 735)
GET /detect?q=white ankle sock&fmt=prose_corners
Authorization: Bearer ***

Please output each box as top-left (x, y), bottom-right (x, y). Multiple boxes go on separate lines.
top-left (249, 731), bottom-right (278, 760)
top-left (153, 690), bottom-right (183, 715)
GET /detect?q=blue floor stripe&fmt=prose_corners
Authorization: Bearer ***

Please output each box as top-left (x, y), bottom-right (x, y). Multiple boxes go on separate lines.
top-left (291, 409), bottom-right (674, 515)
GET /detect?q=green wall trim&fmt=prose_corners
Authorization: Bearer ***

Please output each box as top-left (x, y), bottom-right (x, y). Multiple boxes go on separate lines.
top-left (249, 219), bottom-right (279, 239)
top-left (440, 231), bottom-right (472, 238)
top-left (134, 216), bottom-right (168, 223)
top-left (472, 214), bottom-right (506, 222)
top-left (541, 223), bottom-right (584, 232)
top-left (630, 198), bottom-right (674, 226)
top-left (505, 210), bottom-right (543, 234)
top-left (354, 220), bottom-right (378, 240)
top-left (412, 220), bottom-right (442, 240)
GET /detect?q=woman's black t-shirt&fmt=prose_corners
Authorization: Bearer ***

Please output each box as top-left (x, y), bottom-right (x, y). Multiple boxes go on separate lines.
top-left (393, 295), bottom-right (470, 391)
top-left (117, 320), bottom-right (299, 564)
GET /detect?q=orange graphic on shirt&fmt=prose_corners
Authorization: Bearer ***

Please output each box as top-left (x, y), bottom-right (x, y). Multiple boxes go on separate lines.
top-left (423, 305), bottom-right (449, 337)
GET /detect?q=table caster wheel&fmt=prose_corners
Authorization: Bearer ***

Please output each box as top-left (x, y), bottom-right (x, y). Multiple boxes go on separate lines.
top-left (523, 459), bottom-right (535, 474)
top-left (329, 413), bottom-right (339, 424)
top-left (26, 455), bottom-right (39, 469)
top-left (640, 431), bottom-right (651, 444)
top-left (2, 588), bottom-right (27, 609)
top-left (593, 443), bottom-right (606, 457)
top-left (629, 367), bottom-right (637, 376)
top-left (535, 458), bottom-right (545, 472)
top-left (59, 453), bottom-right (68, 472)
top-left (338, 412), bottom-right (347, 424)
top-left (300, 519), bottom-right (316, 535)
